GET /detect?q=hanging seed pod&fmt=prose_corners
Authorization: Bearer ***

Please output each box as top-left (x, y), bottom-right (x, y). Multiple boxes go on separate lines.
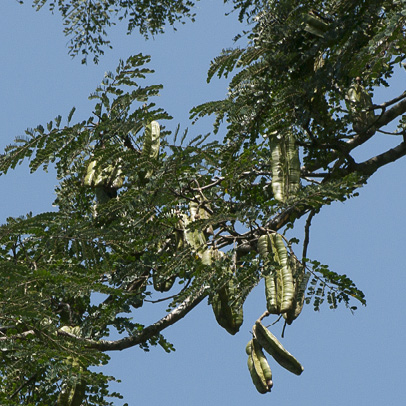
top-left (141, 120), bottom-right (161, 181)
top-left (211, 264), bottom-right (244, 335)
top-left (254, 321), bottom-right (304, 376)
top-left (152, 272), bottom-right (176, 292)
top-left (346, 81), bottom-right (375, 132)
top-left (286, 133), bottom-right (300, 195)
top-left (142, 121), bottom-right (160, 160)
top-left (283, 257), bottom-right (310, 325)
top-left (269, 131), bottom-right (301, 202)
top-left (303, 12), bottom-right (329, 38)
top-left (269, 233), bottom-right (294, 313)
top-left (270, 134), bottom-right (287, 202)
top-left (258, 234), bottom-right (279, 314)
top-left (83, 159), bottom-right (123, 190)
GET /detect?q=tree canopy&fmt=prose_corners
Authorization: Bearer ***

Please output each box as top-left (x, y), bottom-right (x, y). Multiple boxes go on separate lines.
top-left (1, 0), bottom-right (406, 404)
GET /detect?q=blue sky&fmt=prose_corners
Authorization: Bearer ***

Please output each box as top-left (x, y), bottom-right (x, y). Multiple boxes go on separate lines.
top-left (1, 1), bottom-right (405, 405)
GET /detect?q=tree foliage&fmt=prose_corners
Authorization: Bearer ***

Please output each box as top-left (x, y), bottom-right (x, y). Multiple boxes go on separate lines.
top-left (22, 0), bottom-right (197, 63)
top-left (2, 0), bottom-right (406, 404)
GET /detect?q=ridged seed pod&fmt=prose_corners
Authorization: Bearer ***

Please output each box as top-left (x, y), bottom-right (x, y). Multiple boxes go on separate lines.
top-left (246, 339), bottom-right (271, 394)
top-left (269, 233), bottom-right (294, 313)
top-left (141, 120), bottom-right (161, 180)
top-left (212, 275), bottom-right (243, 335)
top-left (265, 273), bottom-right (279, 314)
top-left (346, 82), bottom-right (375, 132)
top-left (252, 338), bottom-right (273, 389)
top-left (270, 134), bottom-right (287, 202)
top-left (152, 272), bottom-right (176, 292)
top-left (269, 131), bottom-right (301, 202)
top-left (254, 321), bottom-right (304, 376)
top-left (286, 133), bottom-right (300, 195)
top-left (283, 257), bottom-right (310, 325)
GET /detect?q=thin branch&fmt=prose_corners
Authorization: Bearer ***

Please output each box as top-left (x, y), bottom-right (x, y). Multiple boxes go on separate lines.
top-left (377, 128), bottom-right (405, 135)
top-left (0, 325), bottom-right (17, 334)
top-left (190, 176), bottom-right (224, 191)
top-left (144, 279), bottom-right (192, 303)
top-left (345, 97), bottom-right (406, 150)
top-left (373, 90), bottom-right (406, 111)
top-left (257, 310), bottom-right (270, 322)
top-left (302, 209), bottom-right (317, 263)
top-left (9, 372), bottom-right (39, 400)
top-left (301, 171), bottom-right (329, 178)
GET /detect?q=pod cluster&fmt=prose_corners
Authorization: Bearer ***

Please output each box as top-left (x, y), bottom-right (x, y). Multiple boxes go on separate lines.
top-left (83, 156), bottom-right (124, 204)
top-left (246, 321), bottom-right (304, 394)
top-left (83, 120), bottom-right (161, 205)
top-left (258, 233), bottom-right (310, 324)
top-left (181, 199), bottom-right (243, 336)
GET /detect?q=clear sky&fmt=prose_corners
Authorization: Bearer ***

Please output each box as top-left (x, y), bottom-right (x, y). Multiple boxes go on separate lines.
top-left (1, 1), bottom-right (405, 405)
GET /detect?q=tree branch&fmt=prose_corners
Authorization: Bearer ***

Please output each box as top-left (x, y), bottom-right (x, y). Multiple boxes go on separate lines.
top-left (58, 286), bottom-right (209, 352)
top-left (374, 95), bottom-right (406, 128)
top-left (304, 93), bottom-right (406, 174)
top-left (355, 141), bottom-right (406, 176)
top-left (9, 372), bottom-right (39, 400)
top-left (373, 90), bottom-right (406, 111)
top-left (345, 96), bottom-right (406, 150)
top-left (302, 209), bottom-right (317, 263)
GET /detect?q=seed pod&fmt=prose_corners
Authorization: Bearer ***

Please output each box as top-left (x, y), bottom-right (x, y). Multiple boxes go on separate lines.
top-left (212, 271), bottom-right (243, 335)
top-left (269, 132), bottom-right (301, 202)
top-left (247, 343), bottom-right (269, 394)
top-left (57, 356), bottom-right (86, 406)
top-left (265, 273), bottom-right (279, 314)
top-left (180, 213), bottom-right (206, 256)
top-left (83, 160), bottom-right (99, 187)
top-left (346, 82), bottom-right (375, 132)
top-left (142, 121), bottom-right (160, 160)
top-left (141, 121), bottom-right (161, 180)
top-left (283, 258), bottom-right (310, 325)
top-left (270, 134), bottom-right (286, 202)
top-left (286, 133), bottom-right (300, 195)
top-left (189, 198), bottom-right (214, 237)
top-left (269, 233), bottom-right (294, 313)
top-left (254, 322), bottom-right (304, 376)
top-left (252, 338), bottom-right (273, 389)
top-left (152, 272), bottom-right (176, 292)
top-left (303, 12), bottom-right (329, 38)
top-left (257, 234), bottom-right (271, 259)
top-left (258, 234), bottom-right (280, 314)
top-left (83, 159), bottom-right (123, 190)
top-left (246, 339), bottom-right (253, 356)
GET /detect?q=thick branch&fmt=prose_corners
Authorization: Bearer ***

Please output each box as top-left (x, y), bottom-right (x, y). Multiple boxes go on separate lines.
top-left (355, 142), bottom-right (406, 176)
top-left (374, 96), bottom-right (406, 129)
top-left (346, 95), bottom-right (406, 150)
